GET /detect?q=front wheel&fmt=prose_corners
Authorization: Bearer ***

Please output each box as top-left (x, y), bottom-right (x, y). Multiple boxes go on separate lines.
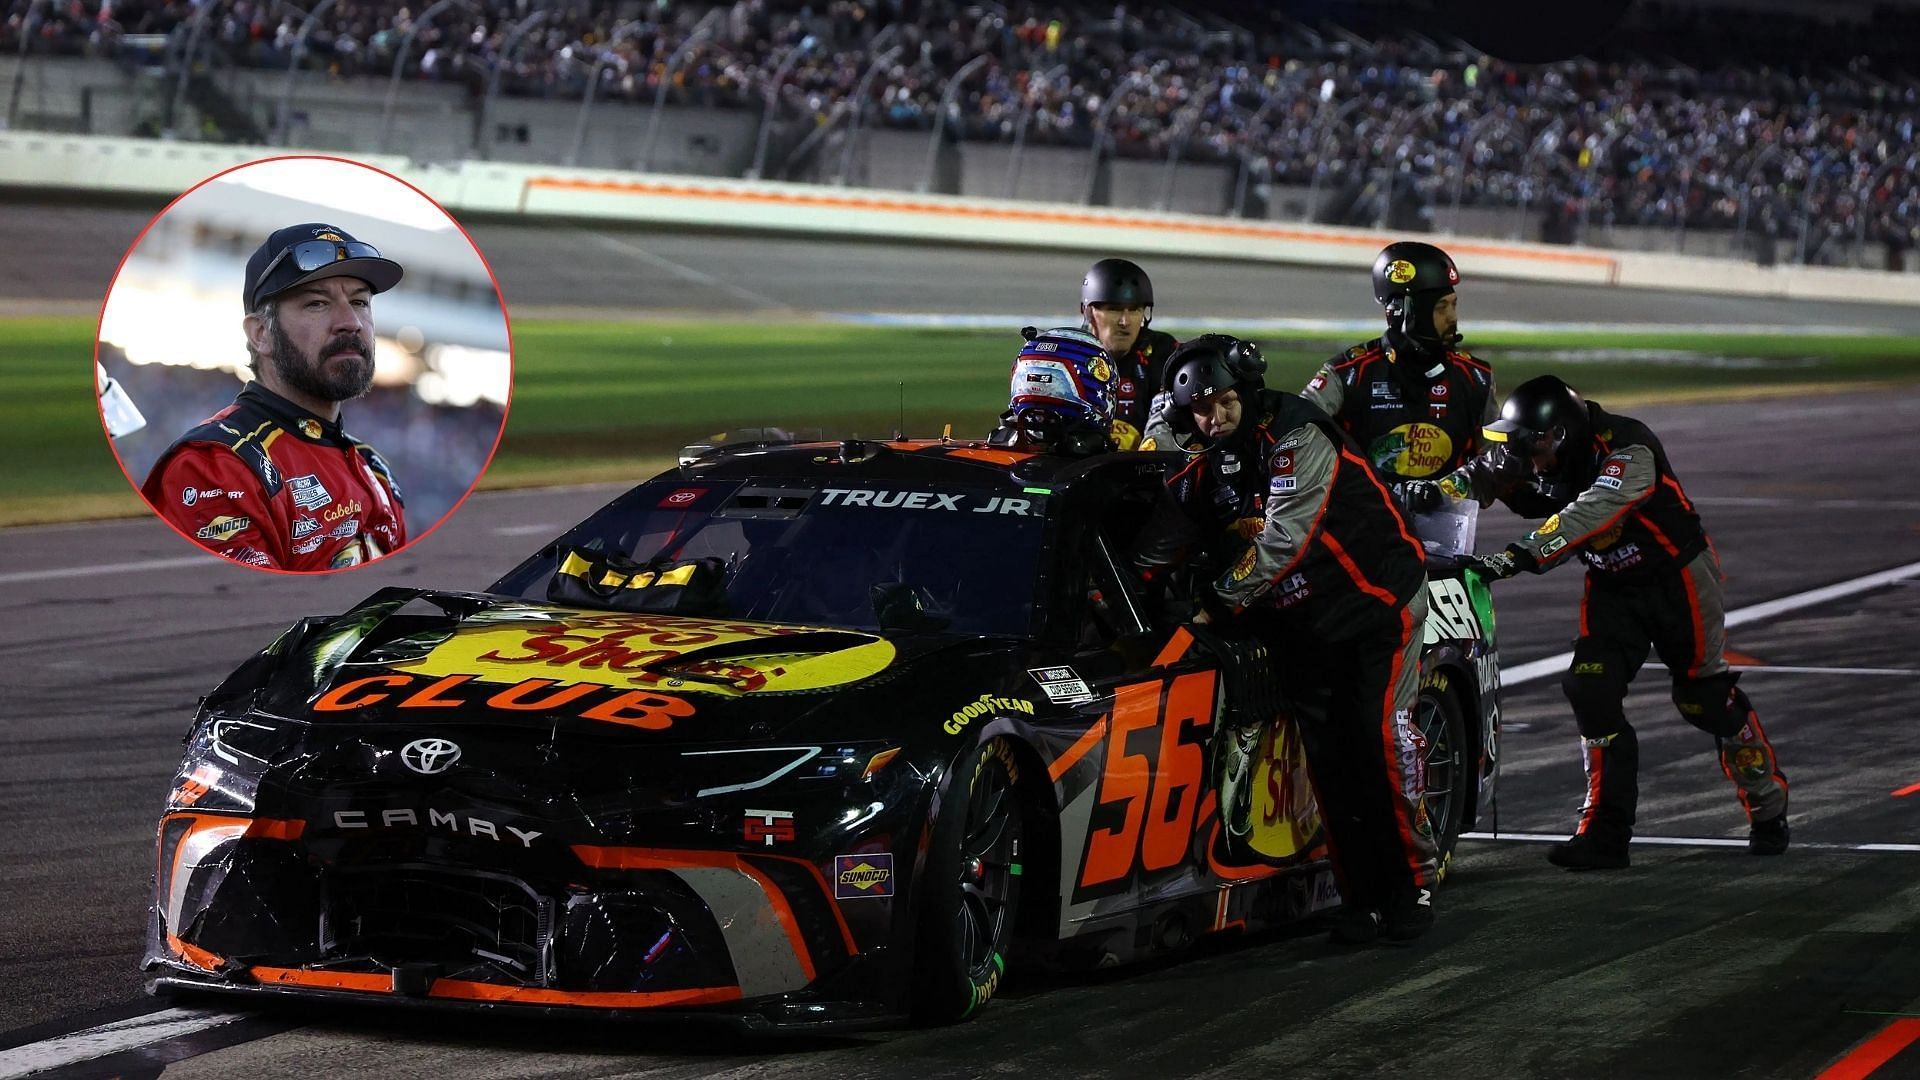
top-left (1417, 677), bottom-right (1470, 881)
top-left (912, 736), bottom-right (1027, 1024)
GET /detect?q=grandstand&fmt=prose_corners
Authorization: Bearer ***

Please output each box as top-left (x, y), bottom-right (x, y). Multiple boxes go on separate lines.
top-left (2, 0), bottom-right (1915, 268)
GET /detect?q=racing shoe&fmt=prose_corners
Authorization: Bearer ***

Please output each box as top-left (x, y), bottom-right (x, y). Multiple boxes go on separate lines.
top-left (1329, 906), bottom-right (1382, 946)
top-left (1380, 887), bottom-right (1436, 944)
top-left (1748, 814), bottom-right (1790, 856)
top-left (1547, 832), bottom-right (1630, 871)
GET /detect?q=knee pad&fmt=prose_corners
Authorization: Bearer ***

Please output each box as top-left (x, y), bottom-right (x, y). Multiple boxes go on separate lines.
top-left (1562, 659), bottom-right (1628, 739)
top-left (1672, 672), bottom-right (1743, 738)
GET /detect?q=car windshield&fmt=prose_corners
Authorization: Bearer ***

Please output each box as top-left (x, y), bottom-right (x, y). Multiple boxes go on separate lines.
top-left (491, 477), bottom-right (1049, 637)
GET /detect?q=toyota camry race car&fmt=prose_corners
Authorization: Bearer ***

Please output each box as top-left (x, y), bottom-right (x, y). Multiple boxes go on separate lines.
top-left (146, 439), bottom-right (1501, 1030)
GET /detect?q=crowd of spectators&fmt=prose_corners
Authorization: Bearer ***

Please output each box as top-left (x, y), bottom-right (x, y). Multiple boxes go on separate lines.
top-left (7, 0), bottom-right (1917, 263)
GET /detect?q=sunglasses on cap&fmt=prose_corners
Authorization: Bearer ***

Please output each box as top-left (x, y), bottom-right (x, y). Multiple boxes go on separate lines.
top-left (250, 238), bottom-right (384, 309)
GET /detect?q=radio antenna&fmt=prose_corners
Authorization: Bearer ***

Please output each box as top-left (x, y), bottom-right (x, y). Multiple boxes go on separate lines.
top-left (896, 381), bottom-right (906, 441)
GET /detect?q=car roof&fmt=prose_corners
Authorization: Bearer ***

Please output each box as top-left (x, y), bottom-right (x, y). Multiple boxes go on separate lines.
top-left (671, 438), bottom-right (1177, 489)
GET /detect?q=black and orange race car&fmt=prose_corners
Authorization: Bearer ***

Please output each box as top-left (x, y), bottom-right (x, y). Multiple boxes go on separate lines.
top-left (146, 439), bottom-right (1501, 1030)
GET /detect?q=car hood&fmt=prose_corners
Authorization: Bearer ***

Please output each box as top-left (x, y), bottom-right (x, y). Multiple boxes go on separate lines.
top-left (238, 588), bottom-right (1009, 745)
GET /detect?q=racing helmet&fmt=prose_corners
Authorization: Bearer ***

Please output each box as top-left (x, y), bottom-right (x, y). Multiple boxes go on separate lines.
top-left (1372, 241), bottom-right (1462, 357)
top-left (1003, 327), bottom-right (1117, 455)
top-left (1161, 334), bottom-right (1266, 438)
top-left (1080, 258), bottom-right (1154, 322)
top-left (1483, 375), bottom-right (1590, 458)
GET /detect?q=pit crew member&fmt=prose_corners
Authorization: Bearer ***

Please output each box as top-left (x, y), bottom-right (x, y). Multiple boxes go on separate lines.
top-left (1441, 375), bottom-right (1790, 869)
top-left (986, 327), bottom-right (1118, 456)
top-left (1079, 257), bottom-right (1179, 449)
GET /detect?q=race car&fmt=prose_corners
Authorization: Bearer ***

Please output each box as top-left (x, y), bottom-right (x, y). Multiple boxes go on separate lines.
top-left (146, 439), bottom-right (1500, 1030)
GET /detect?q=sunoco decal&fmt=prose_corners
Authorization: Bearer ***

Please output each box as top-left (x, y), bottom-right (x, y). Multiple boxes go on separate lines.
top-left (833, 853), bottom-right (895, 899)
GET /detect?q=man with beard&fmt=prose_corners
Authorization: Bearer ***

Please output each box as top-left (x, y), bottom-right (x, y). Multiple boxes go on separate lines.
top-left (143, 224), bottom-right (407, 571)
top-left (1302, 242), bottom-right (1496, 505)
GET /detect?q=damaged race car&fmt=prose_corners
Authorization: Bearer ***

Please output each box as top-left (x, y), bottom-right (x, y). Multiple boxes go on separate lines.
top-left (147, 440), bottom-right (1501, 1030)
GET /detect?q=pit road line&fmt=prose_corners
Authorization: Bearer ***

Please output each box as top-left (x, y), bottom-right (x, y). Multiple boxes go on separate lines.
top-left (0, 1008), bottom-right (243, 1079)
top-left (1500, 559), bottom-right (1920, 688)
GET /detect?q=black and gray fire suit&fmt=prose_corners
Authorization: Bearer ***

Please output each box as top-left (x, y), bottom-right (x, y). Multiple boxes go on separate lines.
top-left (1440, 403), bottom-right (1789, 842)
top-left (1134, 391), bottom-right (1438, 911)
top-left (1301, 337), bottom-right (1497, 486)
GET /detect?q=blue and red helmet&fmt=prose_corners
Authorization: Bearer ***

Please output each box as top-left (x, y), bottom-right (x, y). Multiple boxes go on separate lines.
top-left (1007, 327), bottom-right (1117, 442)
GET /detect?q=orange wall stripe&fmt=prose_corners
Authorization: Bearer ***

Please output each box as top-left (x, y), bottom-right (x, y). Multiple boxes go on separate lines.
top-left (523, 177), bottom-right (1618, 268)
top-left (1818, 1019), bottom-right (1920, 1080)
top-left (1048, 716), bottom-right (1109, 783)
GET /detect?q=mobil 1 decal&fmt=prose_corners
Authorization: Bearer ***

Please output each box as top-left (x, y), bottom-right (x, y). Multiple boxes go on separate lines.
top-left (1074, 669), bottom-right (1218, 901)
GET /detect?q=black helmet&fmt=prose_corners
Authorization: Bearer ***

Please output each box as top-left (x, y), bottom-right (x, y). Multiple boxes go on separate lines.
top-left (1161, 335), bottom-right (1265, 440)
top-left (1081, 258), bottom-right (1155, 311)
top-left (1484, 375), bottom-right (1589, 456)
top-left (1371, 241), bottom-right (1459, 304)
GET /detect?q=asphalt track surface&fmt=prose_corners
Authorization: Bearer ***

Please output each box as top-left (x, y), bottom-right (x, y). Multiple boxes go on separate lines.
top-left (7, 202), bottom-right (1920, 1077)
top-left (7, 196), bottom-right (1920, 329)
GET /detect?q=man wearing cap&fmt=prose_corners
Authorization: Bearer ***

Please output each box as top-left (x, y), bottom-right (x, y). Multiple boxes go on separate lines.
top-left (142, 223), bottom-right (408, 571)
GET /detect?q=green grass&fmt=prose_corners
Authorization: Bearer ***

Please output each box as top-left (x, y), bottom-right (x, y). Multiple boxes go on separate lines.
top-left (8, 314), bottom-right (1920, 525)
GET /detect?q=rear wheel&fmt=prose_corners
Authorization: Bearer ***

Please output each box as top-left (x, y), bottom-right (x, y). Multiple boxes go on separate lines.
top-left (912, 736), bottom-right (1026, 1024)
top-left (1416, 677), bottom-right (1470, 880)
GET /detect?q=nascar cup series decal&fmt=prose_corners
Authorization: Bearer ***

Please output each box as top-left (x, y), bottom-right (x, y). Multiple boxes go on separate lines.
top-left (1027, 666), bottom-right (1095, 705)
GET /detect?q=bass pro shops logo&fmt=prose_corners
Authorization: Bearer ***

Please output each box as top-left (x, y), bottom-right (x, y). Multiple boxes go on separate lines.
top-left (833, 853), bottom-right (895, 899)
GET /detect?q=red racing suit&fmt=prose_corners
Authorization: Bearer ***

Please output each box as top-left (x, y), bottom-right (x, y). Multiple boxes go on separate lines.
top-left (141, 384), bottom-right (407, 571)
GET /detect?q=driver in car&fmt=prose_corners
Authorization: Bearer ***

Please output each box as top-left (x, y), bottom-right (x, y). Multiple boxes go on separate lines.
top-left (1130, 334), bottom-right (1439, 946)
top-left (986, 327), bottom-right (1120, 456)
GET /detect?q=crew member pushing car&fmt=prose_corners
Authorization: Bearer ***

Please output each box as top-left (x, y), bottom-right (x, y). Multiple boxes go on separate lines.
top-left (1132, 335), bottom-right (1438, 943)
top-left (1304, 242), bottom-right (1497, 502)
top-left (1079, 257), bottom-right (1179, 449)
top-left (1441, 375), bottom-right (1790, 869)
top-left (142, 223), bottom-right (408, 571)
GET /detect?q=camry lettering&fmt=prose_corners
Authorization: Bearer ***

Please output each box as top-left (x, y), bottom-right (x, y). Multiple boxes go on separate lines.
top-left (332, 808), bottom-right (544, 847)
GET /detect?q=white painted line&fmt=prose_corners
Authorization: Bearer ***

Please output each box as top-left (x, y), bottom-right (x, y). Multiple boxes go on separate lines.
top-left (1462, 832), bottom-right (1920, 853)
top-left (1692, 496), bottom-right (1920, 511)
top-left (0, 1007), bottom-right (245, 1079)
top-left (0, 556), bottom-right (216, 585)
top-left (583, 230), bottom-right (786, 310)
top-left (1501, 559), bottom-right (1920, 688)
top-left (1649, 663), bottom-right (1920, 676)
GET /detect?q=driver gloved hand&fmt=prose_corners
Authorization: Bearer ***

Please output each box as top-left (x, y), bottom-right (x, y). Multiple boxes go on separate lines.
top-left (1466, 544), bottom-right (1536, 581)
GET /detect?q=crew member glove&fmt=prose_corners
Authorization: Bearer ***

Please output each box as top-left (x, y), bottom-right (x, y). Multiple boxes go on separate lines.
top-left (1403, 480), bottom-right (1445, 514)
top-left (1466, 544), bottom-right (1536, 581)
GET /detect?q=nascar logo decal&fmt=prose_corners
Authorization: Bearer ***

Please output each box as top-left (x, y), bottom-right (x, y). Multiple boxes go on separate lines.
top-left (833, 853), bottom-right (894, 899)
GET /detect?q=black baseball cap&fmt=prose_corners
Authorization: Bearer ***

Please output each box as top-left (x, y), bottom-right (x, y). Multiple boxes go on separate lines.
top-left (243, 223), bottom-right (404, 312)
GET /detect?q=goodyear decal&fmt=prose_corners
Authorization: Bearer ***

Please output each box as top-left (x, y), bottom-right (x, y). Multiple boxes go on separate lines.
top-left (389, 608), bottom-right (897, 697)
top-left (833, 853), bottom-right (895, 899)
top-left (945, 694), bottom-right (1035, 735)
top-left (1369, 423), bottom-right (1455, 478)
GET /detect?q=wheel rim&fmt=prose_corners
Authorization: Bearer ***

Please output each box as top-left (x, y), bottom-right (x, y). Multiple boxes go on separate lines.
top-left (1417, 690), bottom-right (1463, 841)
top-left (954, 757), bottom-right (1022, 979)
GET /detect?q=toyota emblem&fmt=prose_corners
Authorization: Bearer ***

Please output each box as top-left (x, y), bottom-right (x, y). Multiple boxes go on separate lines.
top-left (401, 738), bottom-right (461, 775)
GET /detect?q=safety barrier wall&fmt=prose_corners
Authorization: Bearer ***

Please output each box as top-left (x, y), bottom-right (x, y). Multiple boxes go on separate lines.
top-left (2, 132), bottom-right (1915, 308)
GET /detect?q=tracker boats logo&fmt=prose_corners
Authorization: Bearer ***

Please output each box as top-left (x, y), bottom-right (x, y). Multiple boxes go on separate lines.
top-left (401, 737), bottom-right (461, 775)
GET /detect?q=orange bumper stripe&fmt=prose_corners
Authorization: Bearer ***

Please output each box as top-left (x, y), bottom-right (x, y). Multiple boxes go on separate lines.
top-left (428, 979), bottom-right (742, 1009)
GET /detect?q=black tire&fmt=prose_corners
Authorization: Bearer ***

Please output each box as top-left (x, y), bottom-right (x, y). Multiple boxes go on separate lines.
top-left (912, 736), bottom-right (1027, 1024)
top-left (1416, 677), bottom-right (1471, 881)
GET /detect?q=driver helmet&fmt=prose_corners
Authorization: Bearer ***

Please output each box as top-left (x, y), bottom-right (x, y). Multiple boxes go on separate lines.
top-left (1003, 327), bottom-right (1117, 454)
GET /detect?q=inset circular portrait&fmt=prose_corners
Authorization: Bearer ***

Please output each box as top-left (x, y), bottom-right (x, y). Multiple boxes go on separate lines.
top-left (97, 155), bottom-right (511, 573)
